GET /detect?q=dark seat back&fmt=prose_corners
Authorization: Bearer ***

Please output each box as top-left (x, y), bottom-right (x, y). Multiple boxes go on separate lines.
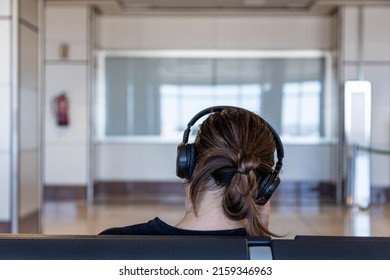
top-left (271, 235), bottom-right (390, 259)
top-left (0, 234), bottom-right (271, 260)
top-left (1, 234), bottom-right (390, 260)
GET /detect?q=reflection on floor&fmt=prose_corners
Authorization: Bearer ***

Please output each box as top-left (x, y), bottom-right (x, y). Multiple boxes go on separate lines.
top-left (42, 196), bottom-right (390, 238)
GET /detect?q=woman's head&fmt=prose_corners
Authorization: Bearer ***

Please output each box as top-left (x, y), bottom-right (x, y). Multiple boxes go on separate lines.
top-left (188, 107), bottom-right (279, 236)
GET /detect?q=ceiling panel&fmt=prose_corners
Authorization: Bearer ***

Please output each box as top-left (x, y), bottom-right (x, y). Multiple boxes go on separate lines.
top-left (116, 0), bottom-right (315, 10)
top-left (46, 0), bottom-right (390, 15)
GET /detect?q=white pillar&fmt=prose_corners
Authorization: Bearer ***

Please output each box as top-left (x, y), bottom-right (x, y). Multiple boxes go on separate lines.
top-left (344, 80), bottom-right (372, 209)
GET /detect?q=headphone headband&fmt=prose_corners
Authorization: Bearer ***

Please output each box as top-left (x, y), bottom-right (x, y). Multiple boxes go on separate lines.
top-left (182, 106), bottom-right (228, 143)
top-left (181, 106), bottom-right (284, 172)
top-left (176, 105), bottom-right (284, 204)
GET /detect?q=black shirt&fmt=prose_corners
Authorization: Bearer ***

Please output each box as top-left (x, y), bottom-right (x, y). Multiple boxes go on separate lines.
top-left (99, 217), bottom-right (247, 236)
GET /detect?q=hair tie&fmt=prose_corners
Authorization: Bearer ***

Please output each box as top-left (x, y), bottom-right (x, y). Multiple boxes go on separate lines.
top-left (236, 170), bottom-right (250, 176)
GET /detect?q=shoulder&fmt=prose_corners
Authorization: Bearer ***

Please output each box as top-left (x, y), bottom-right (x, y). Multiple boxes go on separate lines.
top-left (99, 217), bottom-right (176, 235)
top-left (99, 217), bottom-right (248, 236)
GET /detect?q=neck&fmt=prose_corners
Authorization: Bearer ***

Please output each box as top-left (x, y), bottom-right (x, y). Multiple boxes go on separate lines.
top-left (176, 189), bottom-right (244, 231)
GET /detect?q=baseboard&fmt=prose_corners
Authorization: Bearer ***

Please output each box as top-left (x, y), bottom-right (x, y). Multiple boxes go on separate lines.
top-left (94, 181), bottom-right (185, 195)
top-left (43, 182), bottom-right (186, 203)
top-left (43, 181), bottom-right (390, 204)
top-left (273, 182), bottom-right (390, 205)
top-left (44, 185), bottom-right (87, 201)
top-left (0, 210), bottom-right (40, 234)
top-left (0, 222), bottom-right (11, 233)
top-left (272, 181), bottom-right (337, 205)
top-left (94, 181), bottom-right (186, 204)
top-left (371, 186), bottom-right (390, 204)
top-left (19, 210), bottom-right (40, 234)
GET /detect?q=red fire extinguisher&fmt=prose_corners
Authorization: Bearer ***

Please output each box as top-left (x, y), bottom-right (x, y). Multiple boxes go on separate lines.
top-left (54, 93), bottom-right (70, 126)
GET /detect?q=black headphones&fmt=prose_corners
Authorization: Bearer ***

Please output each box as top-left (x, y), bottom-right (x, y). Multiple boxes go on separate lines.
top-left (176, 105), bottom-right (284, 204)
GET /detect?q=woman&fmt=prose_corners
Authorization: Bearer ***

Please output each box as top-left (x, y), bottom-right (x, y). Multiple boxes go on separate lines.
top-left (100, 106), bottom-right (283, 237)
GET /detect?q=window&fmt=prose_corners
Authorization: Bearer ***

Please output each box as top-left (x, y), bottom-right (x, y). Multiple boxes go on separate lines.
top-left (160, 84), bottom-right (261, 138)
top-left (281, 81), bottom-right (322, 138)
top-left (97, 52), bottom-right (328, 141)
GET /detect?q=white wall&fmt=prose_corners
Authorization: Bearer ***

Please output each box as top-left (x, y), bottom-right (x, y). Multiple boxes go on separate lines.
top-left (0, 0), bottom-right (41, 230)
top-left (0, 0), bottom-right (11, 222)
top-left (97, 15), bottom-right (333, 50)
top-left (42, 4), bottom-right (390, 191)
top-left (19, 0), bottom-right (40, 219)
top-left (342, 6), bottom-right (390, 187)
top-left (44, 6), bottom-right (90, 186)
top-left (40, 8), bottom-right (338, 188)
top-left (94, 13), bottom-right (338, 183)
top-left (95, 141), bottom-right (178, 181)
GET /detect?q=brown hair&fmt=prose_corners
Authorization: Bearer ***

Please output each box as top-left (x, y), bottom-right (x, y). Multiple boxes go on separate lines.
top-left (188, 108), bottom-right (277, 236)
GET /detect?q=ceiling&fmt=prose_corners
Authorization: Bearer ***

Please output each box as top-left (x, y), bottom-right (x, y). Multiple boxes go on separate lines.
top-left (46, 0), bottom-right (390, 15)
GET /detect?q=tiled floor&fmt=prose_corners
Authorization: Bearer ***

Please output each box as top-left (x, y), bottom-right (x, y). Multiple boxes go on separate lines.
top-left (42, 197), bottom-right (390, 238)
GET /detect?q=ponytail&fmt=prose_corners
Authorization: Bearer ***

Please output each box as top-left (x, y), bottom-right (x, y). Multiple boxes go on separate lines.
top-left (223, 166), bottom-right (276, 236)
top-left (188, 108), bottom-right (280, 237)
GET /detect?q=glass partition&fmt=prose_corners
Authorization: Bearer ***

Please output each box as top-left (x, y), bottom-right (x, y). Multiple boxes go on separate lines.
top-left (96, 51), bottom-right (331, 142)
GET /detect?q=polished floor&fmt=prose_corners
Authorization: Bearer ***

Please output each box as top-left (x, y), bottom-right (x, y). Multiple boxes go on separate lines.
top-left (42, 197), bottom-right (390, 238)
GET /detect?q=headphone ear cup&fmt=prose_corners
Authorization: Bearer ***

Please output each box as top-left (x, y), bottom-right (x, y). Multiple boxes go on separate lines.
top-left (186, 143), bottom-right (196, 178)
top-left (257, 172), bottom-right (281, 205)
top-left (176, 143), bottom-right (196, 179)
top-left (176, 143), bottom-right (187, 179)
